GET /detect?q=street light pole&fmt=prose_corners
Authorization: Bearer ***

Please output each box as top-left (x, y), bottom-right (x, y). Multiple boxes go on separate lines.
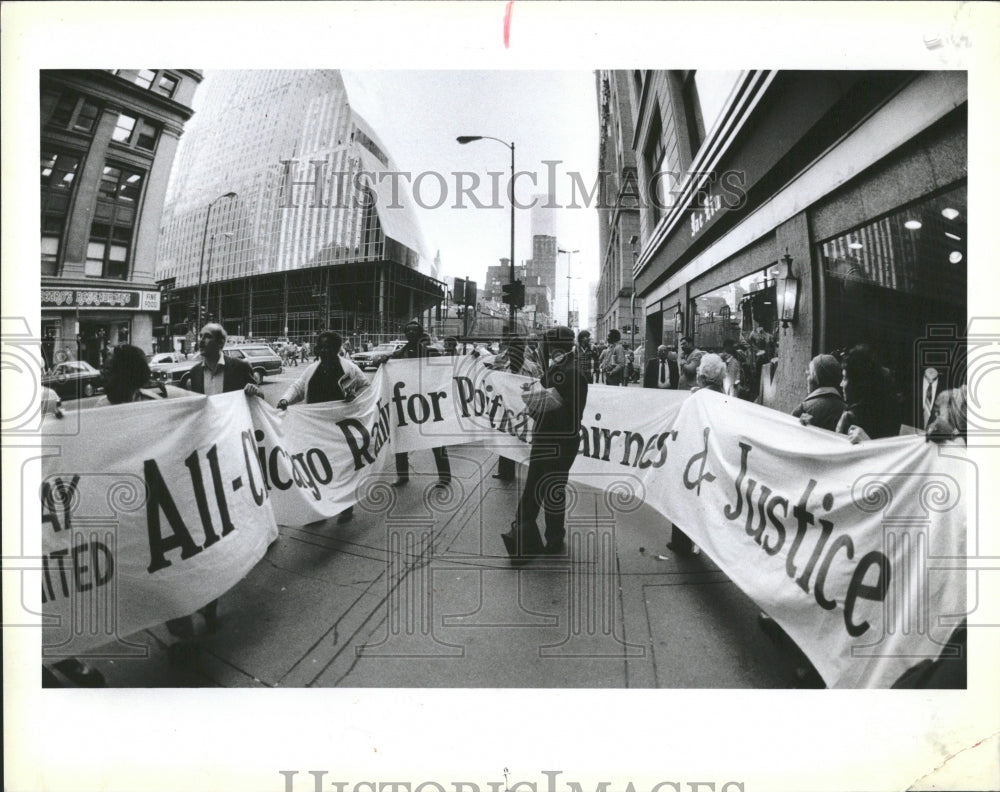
top-left (457, 135), bottom-right (516, 334)
top-left (558, 247), bottom-right (579, 327)
top-left (196, 191), bottom-right (237, 332)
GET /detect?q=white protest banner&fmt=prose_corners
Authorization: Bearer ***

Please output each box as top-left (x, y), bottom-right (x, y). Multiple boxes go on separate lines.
top-left (379, 360), bottom-right (966, 687)
top-left (40, 359), bottom-right (967, 687)
top-left (41, 392), bottom-right (278, 657)
top-left (246, 382), bottom-right (392, 526)
top-left (647, 389), bottom-right (967, 688)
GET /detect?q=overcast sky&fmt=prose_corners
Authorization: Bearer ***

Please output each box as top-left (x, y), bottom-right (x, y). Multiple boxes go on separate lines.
top-left (343, 70), bottom-right (600, 324)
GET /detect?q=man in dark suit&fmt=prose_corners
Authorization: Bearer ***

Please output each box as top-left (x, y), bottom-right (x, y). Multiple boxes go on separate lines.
top-left (501, 326), bottom-right (588, 563)
top-left (168, 322), bottom-right (262, 640)
top-left (186, 322), bottom-right (263, 397)
top-left (390, 320), bottom-right (451, 488)
top-left (643, 344), bottom-right (679, 390)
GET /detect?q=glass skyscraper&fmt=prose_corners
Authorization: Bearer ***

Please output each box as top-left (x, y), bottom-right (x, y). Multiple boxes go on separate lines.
top-left (156, 70), bottom-right (442, 344)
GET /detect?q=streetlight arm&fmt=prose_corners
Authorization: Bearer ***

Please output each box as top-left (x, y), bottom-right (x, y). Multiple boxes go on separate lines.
top-left (456, 135), bottom-right (512, 151)
top-left (196, 191), bottom-right (238, 331)
top-left (457, 134), bottom-right (516, 334)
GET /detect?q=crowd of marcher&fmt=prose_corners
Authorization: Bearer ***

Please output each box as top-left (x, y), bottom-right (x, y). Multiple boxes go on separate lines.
top-left (42, 321), bottom-right (966, 689)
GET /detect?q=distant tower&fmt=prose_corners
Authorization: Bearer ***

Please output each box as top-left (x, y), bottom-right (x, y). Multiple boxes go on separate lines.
top-left (530, 192), bottom-right (558, 240)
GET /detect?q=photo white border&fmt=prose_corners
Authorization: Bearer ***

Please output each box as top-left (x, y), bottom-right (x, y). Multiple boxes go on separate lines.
top-left (4, 2), bottom-right (999, 791)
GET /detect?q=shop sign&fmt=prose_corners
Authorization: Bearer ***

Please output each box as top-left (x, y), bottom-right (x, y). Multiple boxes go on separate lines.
top-left (41, 288), bottom-right (161, 311)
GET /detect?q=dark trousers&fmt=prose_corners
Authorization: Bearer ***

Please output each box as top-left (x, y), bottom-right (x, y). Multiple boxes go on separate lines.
top-left (395, 447), bottom-right (451, 482)
top-left (668, 524), bottom-right (694, 554)
top-left (495, 455), bottom-right (516, 479)
top-left (514, 441), bottom-right (576, 548)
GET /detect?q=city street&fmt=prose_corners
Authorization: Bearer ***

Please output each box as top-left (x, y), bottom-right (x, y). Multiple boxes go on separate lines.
top-left (75, 368), bottom-right (801, 689)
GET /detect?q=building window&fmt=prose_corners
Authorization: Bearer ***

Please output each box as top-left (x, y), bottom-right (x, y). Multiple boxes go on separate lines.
top-left (41, 150), bottom-right (79, 191)
top-left (819, 183), bottom-right (967, 427)
top-left (45, 91), bottom-right (102, 134)
top-left (692, 265), bottom-right (781, 351)
top-left (99, 165), bottom-right (144, 202)
top-left (134, 69), bottom-right (156, 90)
top-left (86, 164), bottom-right (144, 279)
top-left (643, 106), bottom-right (673, 224)
top-left (41, 219), bottom-right (62, 276)
top-left (41, 150), bottom-right (81, 276)
top-left (112, 113), bottom-right (137, 142)
top-left (154, 73), bottom-right (178, 98)
top-left (128, 69), bottom-right (179, 98)
top-left (111, 112), bottom-right (160, 152)
top-left (86, 224), bottom-right (131, 280)
top-left (681, 70), bottom-right (741, 157)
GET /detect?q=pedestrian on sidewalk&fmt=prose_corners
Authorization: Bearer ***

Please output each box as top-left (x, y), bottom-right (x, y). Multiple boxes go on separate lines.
top-left (390, 321), bottom-right (451, 488)
top-left (277, 330), bottom-right (369, 524)
top-left (666, 353), bottom-right (726, 558)
top-left (836, 344), bottom-right (903, 443)
top-left (677, 336), bottom-right (705, 391)
top-left (576, 330), bottom-right (595, 384)
top-left (791, 354), bottom-right (845, 432)
top-left (643, 344), bottom-right (678, 390)
top-left (501, 325), bottom-right (588, 564)
top-left (168, 322), bottom-right (264, 640)
top-left (601, 329), bottom-right (627, 386)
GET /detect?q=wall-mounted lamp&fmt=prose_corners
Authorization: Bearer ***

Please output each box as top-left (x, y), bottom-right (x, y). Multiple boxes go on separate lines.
top-left (776, 249), bottom-right (799, 329)
top-left (673, 305), bottom-right (684, 332)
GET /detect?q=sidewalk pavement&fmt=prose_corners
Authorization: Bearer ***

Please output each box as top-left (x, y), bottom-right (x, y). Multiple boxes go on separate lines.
top-left (72, 445), bottom-right (806, 688)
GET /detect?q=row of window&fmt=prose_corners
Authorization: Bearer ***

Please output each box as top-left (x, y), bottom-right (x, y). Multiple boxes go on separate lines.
top-left (41, 147), bottom-right (145, 280)
top-left (632, 70), bottom-right (741, 228)
top-left (108, 69), bottom-right (179, 99)
top-left (44, 87), bottom-right (162, 152)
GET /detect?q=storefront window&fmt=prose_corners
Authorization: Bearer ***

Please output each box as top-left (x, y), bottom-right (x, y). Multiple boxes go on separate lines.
top-left (661, 303), bottom-right (682, 349)
top-left (691, 264), bottom-right (782, 403)
top-left (692, 264), bottom-right (781, 352)
top-left (819, 183), bottom-right (967, 428)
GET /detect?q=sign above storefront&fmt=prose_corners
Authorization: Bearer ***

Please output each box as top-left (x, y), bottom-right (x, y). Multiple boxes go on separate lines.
top-left (41, 288), bottom-right (161, 311)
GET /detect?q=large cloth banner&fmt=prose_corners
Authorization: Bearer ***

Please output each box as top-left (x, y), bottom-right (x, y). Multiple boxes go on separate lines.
top-left (41, 392), bottom-right (279, 657)
top-left (41, 358), bottom-right (967, 687)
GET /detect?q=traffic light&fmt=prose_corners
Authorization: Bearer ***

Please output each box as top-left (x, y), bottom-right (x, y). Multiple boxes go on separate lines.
top-left (501, 280), bottom-right (525, 309)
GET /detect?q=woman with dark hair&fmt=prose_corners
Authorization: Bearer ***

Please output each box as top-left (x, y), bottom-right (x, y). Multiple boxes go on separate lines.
top-left (836, 344), bottom-right (902, 442)
top-left (96, 344), bottom-right (161, 405)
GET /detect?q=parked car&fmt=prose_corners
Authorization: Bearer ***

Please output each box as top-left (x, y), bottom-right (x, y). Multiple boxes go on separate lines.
top-left (224, 344), bottom-right (283, 384)
top-left (151, 355), bottom-right (202, 388)
top-left (75, 381), bottom-right (197, 409)
top-left (41, 360), bottom-right (103, 399)
top-left (148, 352), bottom-right (186, 366)
top-left (352, 340), bottom-right (407, 370)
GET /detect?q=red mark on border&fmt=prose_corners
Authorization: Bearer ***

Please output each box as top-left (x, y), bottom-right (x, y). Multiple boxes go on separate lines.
top-left (504, 1), bottom-right (513, 48)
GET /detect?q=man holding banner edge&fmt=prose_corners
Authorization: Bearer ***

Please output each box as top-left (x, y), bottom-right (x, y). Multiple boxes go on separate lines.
top-left (501, 325), bottom-right (588, 564)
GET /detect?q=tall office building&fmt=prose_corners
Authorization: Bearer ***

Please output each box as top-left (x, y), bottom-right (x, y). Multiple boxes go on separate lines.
top-left (525, 234), bottom-right (558, 321)
top-left (628, 70), bottom-right (966, 418)
top-left (594, 70), bottom-right (641, 343)
top-left (40, 69), bottom-right (201, 366)
top-left (156, 70), bottom-right (443, 345)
